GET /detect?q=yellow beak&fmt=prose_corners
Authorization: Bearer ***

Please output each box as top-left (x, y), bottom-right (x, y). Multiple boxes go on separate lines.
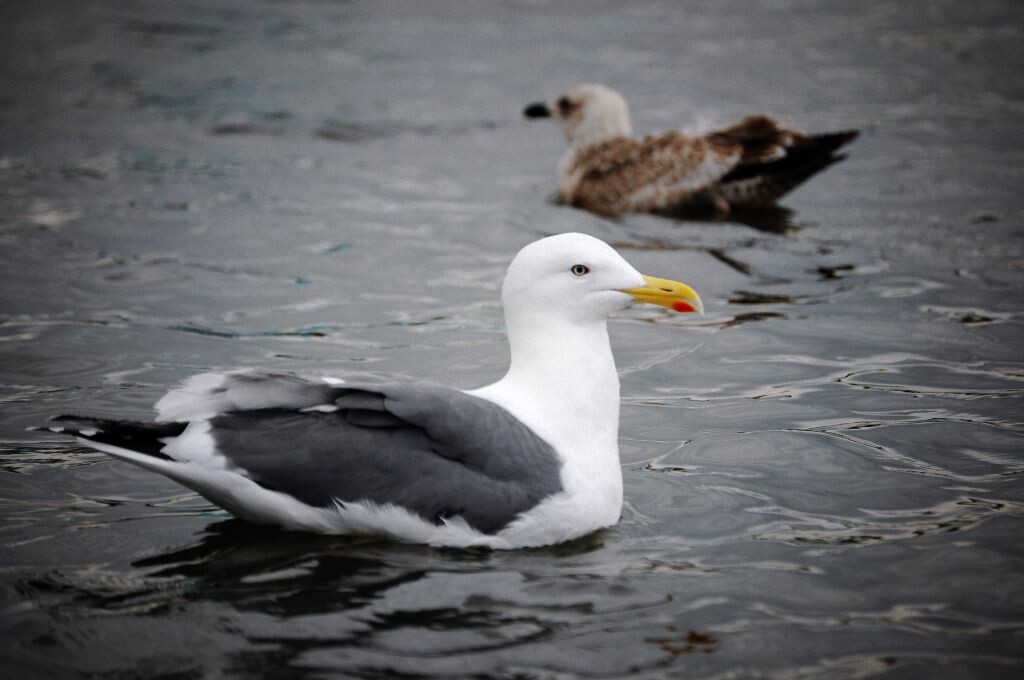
top-left (623, 275), bottom-right (704, 314)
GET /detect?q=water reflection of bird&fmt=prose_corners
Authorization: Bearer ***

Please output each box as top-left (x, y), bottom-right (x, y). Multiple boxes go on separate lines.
top-left (39, 233), bottom-right (703, 549)
top-left (524, 84), bottom-right (858, 219)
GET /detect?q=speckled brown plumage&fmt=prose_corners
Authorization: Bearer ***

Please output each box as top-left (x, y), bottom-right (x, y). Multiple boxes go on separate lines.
top-left (524, 85), bottom-right (858, 218)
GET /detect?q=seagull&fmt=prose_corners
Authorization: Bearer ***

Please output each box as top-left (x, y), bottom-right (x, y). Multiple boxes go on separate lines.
top-left (39, 233), bottom-right (703, 549)
top-left (523, 83), bottom-right (858, 218)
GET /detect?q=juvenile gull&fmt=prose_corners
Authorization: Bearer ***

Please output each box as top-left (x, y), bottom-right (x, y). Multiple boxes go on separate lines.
top-left (40, 233), bottom-right (703, 549)
top-left (524, 84), bottom-right (858, 218)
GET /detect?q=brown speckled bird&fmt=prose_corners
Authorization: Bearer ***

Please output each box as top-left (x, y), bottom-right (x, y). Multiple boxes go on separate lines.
top-left (523, 84), bottom-right (858, 218)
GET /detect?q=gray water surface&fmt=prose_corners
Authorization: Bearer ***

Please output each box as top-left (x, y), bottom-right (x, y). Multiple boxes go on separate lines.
top-left (2, 1), bottom-right (1023, 678)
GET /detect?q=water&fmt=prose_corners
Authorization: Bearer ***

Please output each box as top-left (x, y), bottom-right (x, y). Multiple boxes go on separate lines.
top-left (2, 1), bottom-right (1023, 677)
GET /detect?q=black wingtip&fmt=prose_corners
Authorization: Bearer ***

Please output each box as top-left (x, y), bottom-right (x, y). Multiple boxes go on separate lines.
top-left (32, 415), bottom-right (185, 459)
top-left (816, 129), bottom-right (860, 152)
top-left (51, 414), bottom-right (98, 422)
top-left (29, 415), bottom-right (103, 436)
top-left (523, 102), bottom-right (551, 118)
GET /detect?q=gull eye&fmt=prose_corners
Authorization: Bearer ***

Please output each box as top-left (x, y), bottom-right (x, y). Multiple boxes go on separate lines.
top-left (570, 264), bottom-right (590, 277)
top-left (557, 96), bottom-right (574, 115)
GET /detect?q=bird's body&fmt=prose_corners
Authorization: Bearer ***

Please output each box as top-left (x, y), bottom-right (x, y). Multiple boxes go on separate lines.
top-left (524, 84), bottom-right (858, 218)
top-left (42, 233), bottom-right (703, 549)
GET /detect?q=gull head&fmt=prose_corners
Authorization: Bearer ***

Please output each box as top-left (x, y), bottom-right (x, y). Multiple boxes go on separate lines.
top-left (501, 233), bottom-right (702, 327)
top-left (524, 84), bottom-right (633, 148)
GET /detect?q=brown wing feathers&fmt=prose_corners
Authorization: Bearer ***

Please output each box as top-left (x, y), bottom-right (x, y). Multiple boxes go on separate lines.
top-left (716, 120), bottom-right (859, 204)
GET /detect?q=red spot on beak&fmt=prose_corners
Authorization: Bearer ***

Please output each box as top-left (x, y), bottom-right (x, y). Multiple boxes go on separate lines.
top-left (672, 301), bottom-right (696, 313)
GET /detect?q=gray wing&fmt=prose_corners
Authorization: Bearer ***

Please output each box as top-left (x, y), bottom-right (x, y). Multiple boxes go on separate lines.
top-left (207, 377), bottom-right (563, 535)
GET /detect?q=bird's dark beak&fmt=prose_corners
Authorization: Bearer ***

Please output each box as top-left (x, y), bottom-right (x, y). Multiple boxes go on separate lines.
top-left (523, 102), bottom-right (551, 118)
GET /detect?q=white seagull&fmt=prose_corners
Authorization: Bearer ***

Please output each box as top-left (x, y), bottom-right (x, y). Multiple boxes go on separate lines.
top-left (40, 233), bottom-right (703, 549)
top-left (524, 83), bottom-right (858, 218)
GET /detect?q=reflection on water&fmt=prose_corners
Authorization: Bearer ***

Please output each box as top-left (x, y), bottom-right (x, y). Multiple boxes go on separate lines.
top-left (2, 0), bottom-right (1024, 678)
top-left (662, 204), bottom-right (802, 235)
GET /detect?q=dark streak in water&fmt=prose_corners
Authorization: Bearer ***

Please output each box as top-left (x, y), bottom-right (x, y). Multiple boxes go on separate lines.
top-left (316, 119), bottom-right (502, 143)
top-left (717, 311), bottom-right (786, 329)
top-left (707, 248), bottom-right (753, 275)
top-left (818, 264), bottom-right (857, 280)
top-left (124, 21), bottom-right (225, 37)
top-left (728, 290), bottom-right (804, 305)
top-left (167, 324), bottom-right (337, 339)
top-left (211, 123), bottom-right (286, 136)
top-left (613, 241), bottom-right (759, 277)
